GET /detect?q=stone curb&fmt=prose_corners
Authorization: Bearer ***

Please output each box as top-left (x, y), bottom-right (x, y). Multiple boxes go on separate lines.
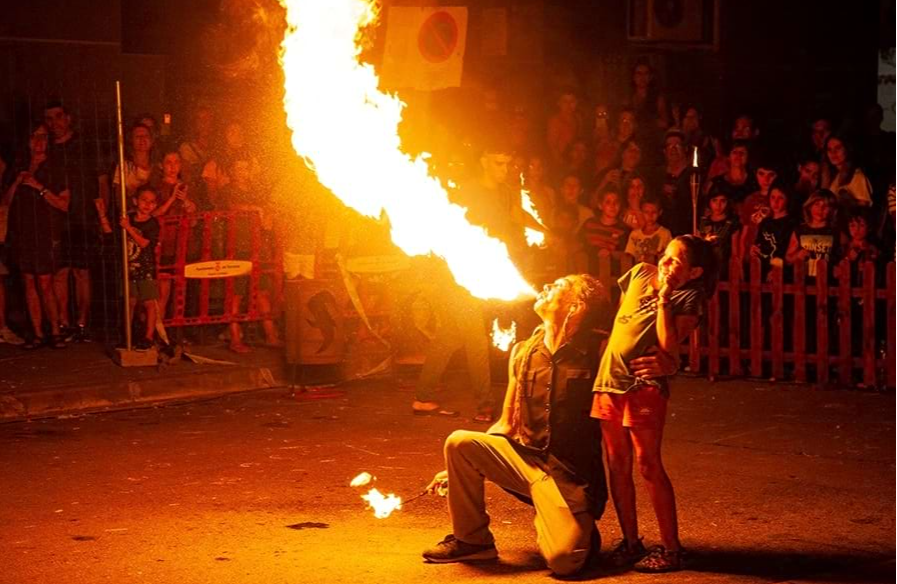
top-left (0, 365), bottom-right (285, 423)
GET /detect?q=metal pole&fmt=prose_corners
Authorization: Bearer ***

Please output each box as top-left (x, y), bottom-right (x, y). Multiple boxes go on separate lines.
top-left (690, 147), bottom-right (700, 236)
top-left (115, 81), bottom-right (132, 350)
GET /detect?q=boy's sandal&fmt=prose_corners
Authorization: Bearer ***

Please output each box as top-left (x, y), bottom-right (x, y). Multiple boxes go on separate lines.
top-left (23, 336), bottom-right (46, 350)
top-left (228, 343), bottom-right (252, 354)
top-left (633, 546), bottom-right (685, 573)
top-left (49, 335), bottom-right (67, 350)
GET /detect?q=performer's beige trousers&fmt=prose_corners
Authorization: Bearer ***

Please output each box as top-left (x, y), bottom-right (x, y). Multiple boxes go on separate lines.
top-left (444, 430), bottom-right (595, 575)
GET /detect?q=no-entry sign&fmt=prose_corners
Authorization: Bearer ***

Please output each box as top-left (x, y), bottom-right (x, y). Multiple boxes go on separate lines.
top-left (382, 6), bottom-right (468, 91)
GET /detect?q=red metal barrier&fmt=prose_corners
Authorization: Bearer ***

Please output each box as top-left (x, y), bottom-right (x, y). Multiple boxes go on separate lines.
top-left (155, 210), bottom-right (282, 326)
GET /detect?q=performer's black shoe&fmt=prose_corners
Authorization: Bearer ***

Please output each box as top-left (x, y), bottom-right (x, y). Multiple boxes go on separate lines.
top-left (422, 534), bottom-right (497, 563)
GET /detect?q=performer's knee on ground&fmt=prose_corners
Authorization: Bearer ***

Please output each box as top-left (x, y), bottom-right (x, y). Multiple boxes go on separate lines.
top-left (544, 547), bottom-right (587, 577)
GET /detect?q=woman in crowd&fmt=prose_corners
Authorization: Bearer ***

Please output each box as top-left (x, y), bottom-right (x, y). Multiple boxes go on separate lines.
top-left (628, 59), bottom-right (669, 132)
top-left (112, 123), bottom-right (157, 206)
top-left (3, 123), bottom-right (70, 349)
top-left (627, 60), bottom-right (668, 168)
top-left (824, 134), bottom-right (873, 209)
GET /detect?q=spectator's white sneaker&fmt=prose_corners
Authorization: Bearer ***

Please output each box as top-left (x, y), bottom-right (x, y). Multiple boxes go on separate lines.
top-left (0, 327), bottom-right (25, 345)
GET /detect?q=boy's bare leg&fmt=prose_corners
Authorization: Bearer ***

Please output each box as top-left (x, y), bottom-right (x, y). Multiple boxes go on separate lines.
top-left (631, 426), bottom-right (681, 551)
top-left (601, 420), bottom-right (640, 545)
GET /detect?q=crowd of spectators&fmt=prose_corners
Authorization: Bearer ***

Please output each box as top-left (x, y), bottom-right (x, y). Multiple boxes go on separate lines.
top-left (438, 60), bottom-right (895, 295)
top-left (0, 100), bottom-right (277, 352)
top-left (0, 58), bottom-right (894, 369)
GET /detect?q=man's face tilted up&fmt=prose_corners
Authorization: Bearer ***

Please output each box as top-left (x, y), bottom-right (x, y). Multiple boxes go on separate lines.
top-left (534, 278), bottom-right (574, 323)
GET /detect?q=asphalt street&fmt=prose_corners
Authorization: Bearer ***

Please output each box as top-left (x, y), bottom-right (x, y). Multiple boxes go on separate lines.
top-left (0, 376), bottom-right (893, 584)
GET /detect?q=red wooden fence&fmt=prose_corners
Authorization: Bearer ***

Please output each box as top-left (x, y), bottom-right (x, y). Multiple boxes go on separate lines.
top-left (589, 253), bottom-right (896, 389)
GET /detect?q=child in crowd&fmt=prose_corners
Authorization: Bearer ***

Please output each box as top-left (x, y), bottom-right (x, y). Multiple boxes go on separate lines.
top-left (786, 189), bottom-right (839, 277)
top-left (750, 182), bottom-right (795, 275)
top-left (582, 185), bottom-right (629, 260)
top-left (553, 174), bottom-right (593, 231)
top-left (120, 186), bottom-right (161, 351)
top-left (620, 175), bottom-right (647, 231)
top-left (625, 197), bottom-right (671, 264)
top-left (737, 156), bottom-right (778, 253)
top-left (701, 188), bottom-right (741, 268)
top-left (842, 208), bottom-right (879, 264)
top-left (592, 235), bottom-right (718, 573)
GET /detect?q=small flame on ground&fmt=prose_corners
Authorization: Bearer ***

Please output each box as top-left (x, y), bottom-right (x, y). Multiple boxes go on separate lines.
top-left (491, 319), bottom-right (517, 352)
top-left (350, 472), bottom-right (373, 487)
top-left (361, 488), bottom-right (402, 519)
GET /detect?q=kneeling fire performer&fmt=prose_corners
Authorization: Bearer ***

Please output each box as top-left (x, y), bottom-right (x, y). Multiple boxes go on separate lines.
top-left (422, 274), bottom-right (675, 576)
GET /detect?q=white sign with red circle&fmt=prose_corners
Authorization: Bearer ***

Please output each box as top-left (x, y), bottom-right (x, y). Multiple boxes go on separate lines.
top-left (382, 7), bottom-right (468, 91)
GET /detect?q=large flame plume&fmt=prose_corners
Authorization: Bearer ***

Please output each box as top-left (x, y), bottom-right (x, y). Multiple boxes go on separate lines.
top-left (278, 0), bottom-right (534, 301)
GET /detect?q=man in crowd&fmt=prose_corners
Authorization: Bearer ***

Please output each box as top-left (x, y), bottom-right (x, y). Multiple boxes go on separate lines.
top-left (655, 130), bottom-right (695, 236)
top-left (410, 142), bottom-right (530, 422)
top-left (421, 274), bottom-right (677, 576)
top-left (452, 141), bottom-right (527, 255)
top-left (44, 101), bottom-right (109, 342)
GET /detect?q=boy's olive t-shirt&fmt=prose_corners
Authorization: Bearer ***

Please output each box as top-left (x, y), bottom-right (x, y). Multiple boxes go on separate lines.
top-left (593, 263), bottom-right (701, 395)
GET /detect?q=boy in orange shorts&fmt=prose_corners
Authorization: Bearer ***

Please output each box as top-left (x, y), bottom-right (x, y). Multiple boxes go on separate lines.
top-left (591, 235), bottom-right (718, 573)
